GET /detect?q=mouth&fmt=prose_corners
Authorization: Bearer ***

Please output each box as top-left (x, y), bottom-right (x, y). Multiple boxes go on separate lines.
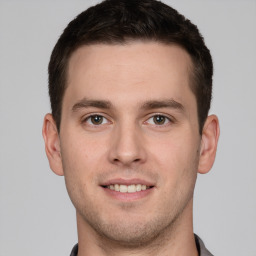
top-left (102, 184), bottom-right (153, 193)
top-left (100, 179), bottom-right (155, 201)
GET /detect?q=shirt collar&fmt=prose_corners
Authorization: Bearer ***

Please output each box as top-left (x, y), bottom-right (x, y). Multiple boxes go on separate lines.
top-left (195, 234), bottom-right (213, 256)
top-left (70, 234), bottom-right (213, 256)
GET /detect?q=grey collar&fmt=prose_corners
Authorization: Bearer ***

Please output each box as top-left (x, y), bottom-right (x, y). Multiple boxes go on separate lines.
top-left (70, 234), bottom-right (213, 256)
top-left (195, 234), bottom-right (214, 256)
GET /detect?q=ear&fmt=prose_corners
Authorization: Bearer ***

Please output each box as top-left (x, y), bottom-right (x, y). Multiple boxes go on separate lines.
top-left (198, 115), bottom-right (220, 174)
top-left (42, 113), bottom-right (64, 176)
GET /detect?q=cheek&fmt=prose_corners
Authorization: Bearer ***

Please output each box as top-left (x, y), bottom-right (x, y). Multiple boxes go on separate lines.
top-left (60, 138), bottom-right (98, 213)
top-left (59, 133), bottom-right (99, 191)
top-left (148, 130), bottom-right (200, 182)
top-left (61, 129), bottom-right (107, 169)
top-left (150, 133), bottom-right (199, 211)
top-left (59, 129), bottom-right (113, 199)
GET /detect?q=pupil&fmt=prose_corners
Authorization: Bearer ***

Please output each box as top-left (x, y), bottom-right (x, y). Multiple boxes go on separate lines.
top-left (154, 115), bottom-right (165, 125)
top-left (92, 115), bottom-right (102, 124)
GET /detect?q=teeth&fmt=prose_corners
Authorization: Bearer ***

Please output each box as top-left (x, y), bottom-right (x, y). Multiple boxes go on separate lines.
top-left (136, 184), bottom-right (141, 191)
top-left (107, 184), bottom-right (151, 193)
top-left (120, 185), bottom-right (128, 193)
top-left (127, 185), bottom-right (136, 193)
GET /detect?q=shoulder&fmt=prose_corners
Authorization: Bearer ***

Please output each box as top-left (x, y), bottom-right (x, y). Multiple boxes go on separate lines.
top-left (70, 243), bottom-right (78, 256)
top-left (195, 234), bottom-right (214, 256)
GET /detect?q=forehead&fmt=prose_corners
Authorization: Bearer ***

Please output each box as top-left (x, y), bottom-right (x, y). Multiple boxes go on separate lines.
top-left (65, 41), bottom-right (195, 110)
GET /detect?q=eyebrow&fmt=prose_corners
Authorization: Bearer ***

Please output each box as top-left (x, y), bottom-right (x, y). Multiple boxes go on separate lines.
top-left (72, 98), bottom-right (112, 112)
top-left (72, 98), bottom-right (184, 112)
top-left (141, 99), bottom-right (184, 111)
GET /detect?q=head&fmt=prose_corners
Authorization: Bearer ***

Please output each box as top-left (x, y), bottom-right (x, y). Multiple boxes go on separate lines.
top-left (48, 0), bottom-right (213, 134)
top-left (43, 0), bottom-right (219, 250)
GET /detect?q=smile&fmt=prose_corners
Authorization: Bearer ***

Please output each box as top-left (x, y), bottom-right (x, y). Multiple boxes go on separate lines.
top-left (100, 178), bottom-right (155, 200)
top-left (107, 184), bottom-right (151, 193)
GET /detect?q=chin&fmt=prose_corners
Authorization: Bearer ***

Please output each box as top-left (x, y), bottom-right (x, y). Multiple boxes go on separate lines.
top-left (83, 211), bottom-right (175, 248)
top-left (98, 223), bottom-right (161, 246)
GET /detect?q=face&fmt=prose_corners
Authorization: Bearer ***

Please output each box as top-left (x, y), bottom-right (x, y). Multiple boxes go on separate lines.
top-left (44, 42), bottom-right (218, 246)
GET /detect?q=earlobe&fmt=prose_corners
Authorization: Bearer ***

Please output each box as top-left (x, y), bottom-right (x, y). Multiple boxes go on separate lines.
top-left (42, 114), bottom-right (64, 176)
top-left (198, 115), bottom-right (220, 174)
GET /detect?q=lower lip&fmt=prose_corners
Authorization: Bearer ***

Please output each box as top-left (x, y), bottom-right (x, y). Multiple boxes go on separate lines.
top-left (101, 187), bottom-right (154, 201)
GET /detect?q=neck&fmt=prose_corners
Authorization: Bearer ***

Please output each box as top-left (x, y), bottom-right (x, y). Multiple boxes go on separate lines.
top-left (76, 199), bottom-right (198, 256)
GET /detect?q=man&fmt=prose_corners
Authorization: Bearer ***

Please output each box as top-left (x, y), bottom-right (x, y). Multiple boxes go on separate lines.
top-left (42, 0), bottom-right (220, 255)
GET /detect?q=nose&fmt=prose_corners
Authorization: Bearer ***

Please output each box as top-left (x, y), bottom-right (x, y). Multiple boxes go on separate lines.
top-left (108, 123), bottom-right (147, 166)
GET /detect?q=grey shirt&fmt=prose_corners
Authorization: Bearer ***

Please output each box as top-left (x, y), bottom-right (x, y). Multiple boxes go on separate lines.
top-left (70, 234), bottom-right (213, 255)
top-left (195, 234), bottom-right (213, 256)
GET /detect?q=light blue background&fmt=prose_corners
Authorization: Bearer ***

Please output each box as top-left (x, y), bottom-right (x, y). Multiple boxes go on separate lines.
top-left (0, 1), bottom-right (255, 255)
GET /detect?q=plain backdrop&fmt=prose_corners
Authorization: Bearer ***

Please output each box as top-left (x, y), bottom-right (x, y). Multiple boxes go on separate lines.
top-left (0, 1), bottom-right (255, 255)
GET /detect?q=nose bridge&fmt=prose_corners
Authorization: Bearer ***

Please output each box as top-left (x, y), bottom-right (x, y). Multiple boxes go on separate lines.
top-left (109, 119), bottom-right (146, 166)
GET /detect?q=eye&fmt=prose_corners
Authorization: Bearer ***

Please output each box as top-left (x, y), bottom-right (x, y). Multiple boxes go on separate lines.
top-left (146, 115), bottom-right (171, 125)
top-left (84, 115), bottom-right (109, 125)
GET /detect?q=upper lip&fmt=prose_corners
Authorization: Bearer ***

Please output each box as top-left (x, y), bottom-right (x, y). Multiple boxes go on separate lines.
top-left (100, 178), bottom-right (155, 187)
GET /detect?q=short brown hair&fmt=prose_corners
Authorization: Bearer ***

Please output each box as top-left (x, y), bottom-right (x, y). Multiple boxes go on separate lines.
top-left (48, 0), bottom-right (213, 134)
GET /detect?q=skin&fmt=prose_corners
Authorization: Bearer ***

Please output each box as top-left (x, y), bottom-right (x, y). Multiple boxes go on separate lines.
top-left (43, 41), bottom-right (219, 256)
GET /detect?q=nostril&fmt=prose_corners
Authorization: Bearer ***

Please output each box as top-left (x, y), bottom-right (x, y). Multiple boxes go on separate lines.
top-left (113, 158), bottom-right (141, 164)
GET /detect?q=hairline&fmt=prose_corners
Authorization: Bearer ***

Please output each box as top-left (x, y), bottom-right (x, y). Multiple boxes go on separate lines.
top-left (57, 39), bottom-right (201, 133)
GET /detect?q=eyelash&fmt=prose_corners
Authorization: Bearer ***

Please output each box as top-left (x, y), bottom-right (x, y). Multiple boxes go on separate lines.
top-left (83, 114), bottom-right (110, 126)
top-left (82, 113), bottom-right (174, 127)
top-left (144, 114), bottom-right (172, 126)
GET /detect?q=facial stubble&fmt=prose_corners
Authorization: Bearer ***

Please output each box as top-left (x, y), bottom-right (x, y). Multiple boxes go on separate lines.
top-left (60, 128), bottom-right (201, 250)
